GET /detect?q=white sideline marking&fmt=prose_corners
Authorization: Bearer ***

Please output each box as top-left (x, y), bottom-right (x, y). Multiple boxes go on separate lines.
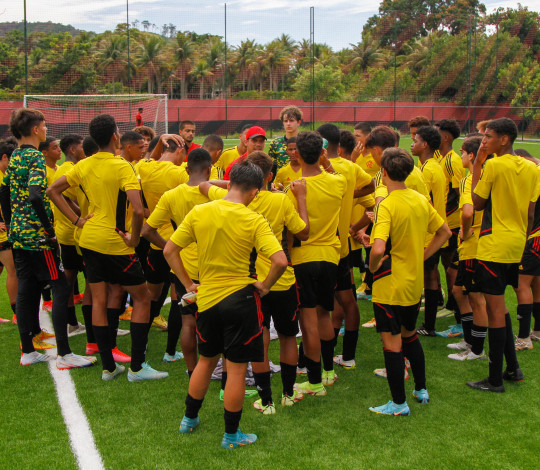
top-left (40, 309), bottom-right (105, 470)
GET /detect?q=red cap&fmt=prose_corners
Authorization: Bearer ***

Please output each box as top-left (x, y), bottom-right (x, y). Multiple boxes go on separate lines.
top-left (246, 126), bottom-right (267, 140)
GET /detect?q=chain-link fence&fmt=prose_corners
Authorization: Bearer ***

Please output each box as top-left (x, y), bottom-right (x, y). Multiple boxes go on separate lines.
top-left (1, 2), bottom-right (539, 137)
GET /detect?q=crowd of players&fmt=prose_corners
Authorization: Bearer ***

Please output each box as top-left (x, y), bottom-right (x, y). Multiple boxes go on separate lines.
top-left (0, 105), bottom-right (539, 449)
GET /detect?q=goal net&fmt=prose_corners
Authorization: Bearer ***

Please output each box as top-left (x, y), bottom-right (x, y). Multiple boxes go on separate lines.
top-left (23, 94), bottom-right (168, 138)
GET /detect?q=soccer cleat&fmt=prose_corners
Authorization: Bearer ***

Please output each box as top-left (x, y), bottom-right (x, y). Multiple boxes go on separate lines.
top-left (530, 330), bottom-right (540, 341)
top-left (152, 315), bottom-right (168, 330)
top-left (281, 390), bottom-right (304, 406)
top-left (112, 347), bottom-right (131, 363)
top-left (448, 349), bottom-right (486, 361)
top-left (179, 416), bottom-right (200, 434)
top-left (35, 329), bottom-right (55, 340)
top-left (503, 368), bottom-right (524, 382)
top-left (219, 389), bottom-right (224, 401)
top-left (515, 336), bottom-right (533, 351)
top-left (374, 367), bottom-right (409, 380)
top-left (369, 400), bottom-right (410, 416)
top-left (412, 388), bottom-right (430, 404)
top-left (356, 282), bottom-right (367, 295)
top-left (31, 338), bottom-right (56, 350)
top-left (0, 317), bottom-right (9, 323)
top-left (57, 353), bottom-right (97, 370)
top-left (67, 322), bottom-right (86, 337)
top-left (436, 324), bottom-right (463, 338)
top-left (86, 342), bottom-right (99, 355)
top-left (253, 399), bottom-right (276, 415)
top-left (294, 381), bottom-right (326, 396)
top-left (221, 430), bottom-right (257, 449)
top-left (127, 362), bottom-right (169, 382)
top-left (73, 293), bottom-right (84, 305)
top-left (447, 340), bottom-right (470, 350)
top-left (466, 378), bottom-right (505, 393)
top-left (102, 364), bottom-right (126, 381)
top-left (12, 314), bottom-right (17, 324)
top-left (339, 326), bottom-right (345, 336)
top-left (333, 355), bottom-right (356, 369)
top-left (116, 328), bottom-right (130, 337)
top-left (362, 318), bottom-right (377, 328)
top-left (20, 351), bottom-right (53, 365)
top-left (245, 389), bottom-right (258, 398)
top-left (436, 308), bottom-right (454, 318)
top-left (42, 300), bottom-right (53, 312)
top-left (322, 369), bottom-right (338, 386)
top-left (296, 367), bottom-right (307, 375)
top-left (163, 351), bottom-right (184, 362)
top-left (119, 307), bottom-right (132, 321)
top-left (357, 291), bottom-right (372, 301)
top-left (417, 326), bottom-right (436, 337)
top-left (404, 358), bottom-right (411, 369)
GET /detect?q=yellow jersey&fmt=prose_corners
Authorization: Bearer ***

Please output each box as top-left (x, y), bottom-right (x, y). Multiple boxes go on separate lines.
top-left (274, 163), bottom-right (302, 190)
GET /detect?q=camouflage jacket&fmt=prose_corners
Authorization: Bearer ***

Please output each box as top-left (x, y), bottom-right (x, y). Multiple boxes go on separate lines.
top-left (268, 136), bottom-right (291, 172)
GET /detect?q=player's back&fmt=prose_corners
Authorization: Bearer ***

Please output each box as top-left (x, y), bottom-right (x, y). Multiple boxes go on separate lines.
top-left (137, 159), bottom-right (187, 212)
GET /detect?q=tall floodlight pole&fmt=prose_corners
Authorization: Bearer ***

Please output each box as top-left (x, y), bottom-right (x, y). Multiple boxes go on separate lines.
top-left (225, 3), bottom-right (228, 137)
top-left (310, 7), bottom-right (315, 130)
top-left (127, 0), bottom-right (131, 95)
top-left (24, 0), bottom-right (28, 96)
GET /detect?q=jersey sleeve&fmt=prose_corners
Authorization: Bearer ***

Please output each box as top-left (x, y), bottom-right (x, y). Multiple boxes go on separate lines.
top-left (119, 161), bottom-right (141, 192)
top-left (449, 153), bottom-right (464, 189)
top-left (208, 186), bottom-right (228, 201)
top-left (210, 166), bottom-right (219, 180)
top-left (169, 208), bottom-right (196, 248)
top-left (253, 214), bottom-right (283, 258)
top-left (354, 165), bottom-right (372, 189)
top-left (473, 160), bottom-right (494, 200)
top-left (459, 176), bottom-right (472, 210)
top-left (146, 192), bottom-right (172, 229)
top-left (370, 201), bottom-right (391, 243)
top-left (274, 168), bottom-right (286, 188)
top-left (282, 194), bottom-right (306, 234)
top-left (28, 152), bottom-right (47, 189)
top-left (357, 194), bottom-right (375, 208)
top-left (374, 172), bottom-right (388, 199)
top-left (427, 201), bottom-right (445, 234)
top-left (64, 162), bottom-right (82, 188)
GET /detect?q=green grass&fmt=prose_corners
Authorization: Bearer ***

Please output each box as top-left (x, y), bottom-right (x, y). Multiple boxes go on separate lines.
top-left (1, 269), bottom-right (539, 469)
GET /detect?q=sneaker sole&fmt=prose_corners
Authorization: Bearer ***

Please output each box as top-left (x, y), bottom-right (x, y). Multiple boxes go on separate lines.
top-left (369, 408), bottom-right (410, 416)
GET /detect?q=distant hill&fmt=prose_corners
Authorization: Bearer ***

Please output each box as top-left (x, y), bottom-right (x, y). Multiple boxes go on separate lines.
top-left (0, 21), bottom-right (80, 36)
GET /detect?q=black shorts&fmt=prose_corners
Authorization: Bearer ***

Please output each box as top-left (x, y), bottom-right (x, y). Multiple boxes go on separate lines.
top-left (475, 260), bottom-right (519, 295)
top-left (173, 274), bottom-right (199, 316)
top-left (335, 255), bottom-right (352, 291)
top-left (293, 261), bottom-right (338, 311)
top-left (81, 248), bottom-right (145, 286)
top-left (454, 259), bottom-right (479, 294)
top-left (373, 301), bottom-right (421, 335)
top-left (520, 238), bottom-right (540, 276)
top-left (349, 248), bottom-right (364, 269)
top-left (145, 248), bottom-right (171, 284)
top-left (0, 240), bottom-right (12, 252)
top-left (196, 284), bottom-right (264, 363)
top-left (441, 230), bottom-right (459, 253)
top-left (260, 284), bottom-right (300, 337)
top-left (59, 244), bottom-right (84, 271)
top-left (135, 237), bottom-right (150, 275)
top-left (424, 250), bottom-right (440, 272)
top-left (12, 247), bottom-right (65, 283)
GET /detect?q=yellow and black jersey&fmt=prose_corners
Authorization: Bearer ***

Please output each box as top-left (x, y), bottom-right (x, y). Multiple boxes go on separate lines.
top-left (441, 149), bottom-right (465, 229)
top-left (474, 154), bottom-right (539, 263)
top-left (355, 152), bottom-right (380, 178)
top-left (457, 174), bottom-right (482, 261)
top-left (374, 166), bottom-right (430, 201)
top-left (528, 163), bottom-right (540, 240)
top-left (215, 146), bottom-right (241, 173)
top-left (52, 161), bottom-right (79, 246)
top-left (274, 163), bottom-right (302, 190)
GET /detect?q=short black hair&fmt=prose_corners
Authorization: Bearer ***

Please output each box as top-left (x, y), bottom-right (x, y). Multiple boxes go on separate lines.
top-left (365, 126), bottom-right (396, 150)
top-left (354, 122), bottom-right (372, 134)
top-left (179, 120), bottom-right (195, 130)
top-left (461, 135), bottom-right (483, 156)
top-left (38, 136), bottom-right (57, 152)
top-left (120, 130), bottom-right (144, 148)
top-left (435, 118), bottom-right (460, 140)
top-left (296, 131), bottom-right (323, 165)
top-left (416, 126), bottom-right (441, 152)
top-left (138, 108), bottom-right (143, 112)
top-left (486, 118), bottom-right (518, 144)
top-left (203, 134), bottom-right (224, 152)
top-left (147, 136), bottom-right (160, 154)
top-left (187, 148), bottom-right (212, 172)
top-left (286, 136), bottom-right (297, 145)
top-left (247, 151), bottom-right (273, 178)
top-left (132, 125), bottom-right (155, 139)
top-left (230, 160), bottom-right (264, 192)
top-left (339, 129), bottom-right (356, 156)
top-left (82, 136), bottom-right (99, 157)
top-left (9, 108), bottom-right (45, 139)
top-left (162, 139), bottom-right (185, 154)
top-left (241, 124), bottom-right (253, 133)
top-left (408, 116), bottom-right (430, 128)
top-left (60, 133), bottom-right (83, 155)
top-left (0, 137), bottom-right (17, 159)
top-left (381, 148), bottom-right (414, 182)
top-left (89, 114), bottom-right (117, 147)
top-left (317, 123), bottom-right (341, 146)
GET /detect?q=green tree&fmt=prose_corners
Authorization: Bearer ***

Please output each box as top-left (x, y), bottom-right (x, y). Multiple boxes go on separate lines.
top-left (292, 62), bottom-right (345, 102)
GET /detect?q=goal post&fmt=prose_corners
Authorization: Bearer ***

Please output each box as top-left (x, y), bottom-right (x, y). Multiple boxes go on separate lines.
top-left (23, 94), bottom-right (168, 138)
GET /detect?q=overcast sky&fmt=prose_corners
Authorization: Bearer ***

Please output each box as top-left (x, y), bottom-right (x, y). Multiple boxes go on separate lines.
top-left (2, 1), bottom-right (539, 50)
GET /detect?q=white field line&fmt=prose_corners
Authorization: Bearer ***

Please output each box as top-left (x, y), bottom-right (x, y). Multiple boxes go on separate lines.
top-left (40, 309), bottom-right (105, 470)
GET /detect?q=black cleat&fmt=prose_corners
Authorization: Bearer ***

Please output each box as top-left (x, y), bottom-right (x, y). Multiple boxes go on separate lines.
top-left (417, 326), bottom-right (436, 337)
top-left (503, 368), bottom-right (524, 382)
top-left (466, 378), bottom-right (505, 393)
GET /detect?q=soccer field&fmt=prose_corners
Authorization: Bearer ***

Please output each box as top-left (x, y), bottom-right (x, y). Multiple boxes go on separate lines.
top-left (1, 268), bottom-right (538, 469)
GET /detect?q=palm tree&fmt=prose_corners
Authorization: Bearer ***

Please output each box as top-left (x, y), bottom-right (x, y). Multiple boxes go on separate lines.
top-left (233, 39), bottom-right (258, 91)
top-left (99, 35), bottom-right (127, 83)
top-left (398, 35), bottom-right (435, 75)
top-left (260, 40), bottom-right (288, 92)
top-left (346, 33), bottom-right (386, 73)
top-left (135, 35), bottom-right (166, 93)
top-left (174, 32), bottom-right (195, 98)
top-left (190, 60), bottom-right (213, 99)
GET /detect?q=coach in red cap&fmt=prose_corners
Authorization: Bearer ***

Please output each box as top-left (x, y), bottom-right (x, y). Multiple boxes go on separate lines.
top-left (223, 126), bottom-right (267, 180)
